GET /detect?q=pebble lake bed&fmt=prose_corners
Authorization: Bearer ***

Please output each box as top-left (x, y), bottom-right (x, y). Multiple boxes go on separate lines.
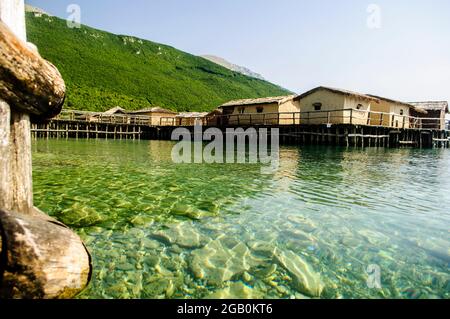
top-left (32, 139), bottom-right (450, 299)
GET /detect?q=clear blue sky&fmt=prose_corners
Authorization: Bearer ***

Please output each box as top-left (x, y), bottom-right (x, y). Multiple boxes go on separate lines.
top-left (27, 0), bottom-right (450, 103)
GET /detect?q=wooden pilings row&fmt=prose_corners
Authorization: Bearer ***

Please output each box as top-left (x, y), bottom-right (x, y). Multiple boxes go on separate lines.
top-left (148, 124), bottom-right (449, 149)
top-left (31, 121), bottom-right (143, 140)
top-left (273, 125), bottom-right (448, 148)
top-left (30, 120), bottom-right (450, 148)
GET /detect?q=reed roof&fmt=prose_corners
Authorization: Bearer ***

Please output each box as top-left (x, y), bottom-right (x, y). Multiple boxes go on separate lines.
top-left (368, 95), bottom-right (428, 114)
top-left (177, 112), bottom-right (209, 118)
top-left (294, 87), bottom-right (379, 102)
top-left (129, 107), bottom-right (177, 115)
top-left (408, 101), bottom-right (449, 113)
top-left (103, 106), bottom-right (127, 115)
top-left (294, 87), bottom-right (428, 114)
top-left (206, 109), bottom-right (223, 117)
top-left (220, 95), bottom-right (296, 108)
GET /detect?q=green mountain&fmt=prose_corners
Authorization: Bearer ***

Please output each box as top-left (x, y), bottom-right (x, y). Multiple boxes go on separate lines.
top-left (25, 12), bottom-right (291, 113)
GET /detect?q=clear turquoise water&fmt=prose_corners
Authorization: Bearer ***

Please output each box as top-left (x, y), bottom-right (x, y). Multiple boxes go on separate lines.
top-left (32, 139), bottom-right (449, 299)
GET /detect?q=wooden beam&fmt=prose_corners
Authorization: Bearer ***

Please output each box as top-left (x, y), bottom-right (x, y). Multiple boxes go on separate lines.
top-left (0, 101), bottom-right (11, 210)
top-left (9, 112), bottom-right (33, 213)
top-left (0, 0), bottom-right (92, 299)
top-left (0, 19), bottom-right (65, 118)
top-left (1, 0), bottom-right (34, 215)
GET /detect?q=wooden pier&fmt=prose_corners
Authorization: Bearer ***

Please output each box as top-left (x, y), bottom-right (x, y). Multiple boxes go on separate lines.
top-left (32, 121), bottom-right (143, 140)
top-left (149, 124), bottom-right (449, 149)
top-left (31, 109), bottom-right (449, 148)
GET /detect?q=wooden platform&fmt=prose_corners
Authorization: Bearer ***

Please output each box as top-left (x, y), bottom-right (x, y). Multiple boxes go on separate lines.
top-left (32, 120), bottom-right (143, 140)
top-left (31, 114), bottom-right (449, 148)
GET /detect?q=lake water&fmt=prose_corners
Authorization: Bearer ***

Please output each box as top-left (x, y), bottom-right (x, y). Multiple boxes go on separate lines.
top-left (32, 139), bottom-right (449, 299)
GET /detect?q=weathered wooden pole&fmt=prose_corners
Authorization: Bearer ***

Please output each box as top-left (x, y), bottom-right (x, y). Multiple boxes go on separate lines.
top-left (0, 0), bottom-right (91, 299)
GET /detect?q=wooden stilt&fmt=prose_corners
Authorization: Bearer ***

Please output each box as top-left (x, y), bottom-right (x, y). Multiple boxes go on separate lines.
top-left (0, 0), bottom-right (91, 299)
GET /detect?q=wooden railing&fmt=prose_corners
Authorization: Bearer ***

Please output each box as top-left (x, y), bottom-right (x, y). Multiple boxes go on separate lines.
top-left (160, 116), bottom-right (205, 126)
top-left (55, 109), bottom-right (154, 125)
top-left (54, 108), bottom-right (444, 130)
top-left (160, 117), bottom-right (176, 126)
top-left (55, 110), bottom-right (209, 127)
top-left (201, 109), bottom-right (444, 130)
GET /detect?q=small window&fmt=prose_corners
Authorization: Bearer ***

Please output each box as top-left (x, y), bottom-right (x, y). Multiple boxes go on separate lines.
top-left (400, 109), bottom-right (404, 116)
top-left (256, 107), bottom-right (264, 113)
top-left (238, 107), bottom-right (245, 114)
top-left (356, 104), bottom-right (363, 110)
top-left (313, 102), bottom-right (322, 111)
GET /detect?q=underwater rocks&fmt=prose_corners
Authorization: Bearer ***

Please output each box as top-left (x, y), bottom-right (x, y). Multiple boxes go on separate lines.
top-left (274, 249), bottom-right (324, 297)
top-left (143, 255), bottom-right (160, 268)
top-left (170, 204), bottom-right (214, 220)
top-left (281, 229), bottom-right (316, 247)
top-left (190, 236), bottom-right (262, 285)
top-left (357, 229), bottom-right (390, 246)
top-left (254, 263), bottom-right (278, 279)
top-left (130, 215), bottom-right (154, 227)
top-left (286, 215), bottom-right (317, 233)
top-left (247, 240), bottom-right (277, 259)
top-left (189, 235), bottom-right (324, 298)
top-left (412, 237), bottom-right (450, 264)
top-left (141, 238), bottom-right (161, 250)
top-left (206, 282), bottom-right (263, 299)
top-left (59, 204), bottom-right (105, 228)
top-left (151, 222), bottom-right (209, 249)
top-left (142, 276), bottom-right (176, 298)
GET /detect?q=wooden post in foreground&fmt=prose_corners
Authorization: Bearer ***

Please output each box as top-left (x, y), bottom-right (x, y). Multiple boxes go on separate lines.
top-left (0, 0), bottom-right (91, 299)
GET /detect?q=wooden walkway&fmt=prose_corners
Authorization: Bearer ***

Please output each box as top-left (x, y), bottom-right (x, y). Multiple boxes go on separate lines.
top-left (31, 109), bottom-right (449, 148)
top-left (32, 121), bottom-right (143, 140)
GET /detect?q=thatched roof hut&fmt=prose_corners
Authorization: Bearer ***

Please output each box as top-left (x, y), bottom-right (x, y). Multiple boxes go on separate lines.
top-left (176, 112), bottom-right (209, 118)
top-left (293, 86), bottom-right (427, 127)
top-left (294, 87), bottom-right (378, 103)
top-left (129, 107), bottom-right (177, 115)
top-left (219, 95), bottom-right (299, 125)
top-left (128, 107), bottom-right (177, 126)
top-left (103, 106), bottom-right (127, 115)
top-left (206, 109), bottom-right (223, 117)
top-left (408, 101), bottom-right (449, 113)
top-left (295, 86), bottom-right (427, 114)
top-left (408, 101), bottom-right (449, 130)
top-left (368, 95), bottom-right (428, 114)
top-left (220, 95), bottom-right (296, 108)
top-left (174, 112), bottom-right (208, 126)
top-left (204, 109), bottom-right (224, 126)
